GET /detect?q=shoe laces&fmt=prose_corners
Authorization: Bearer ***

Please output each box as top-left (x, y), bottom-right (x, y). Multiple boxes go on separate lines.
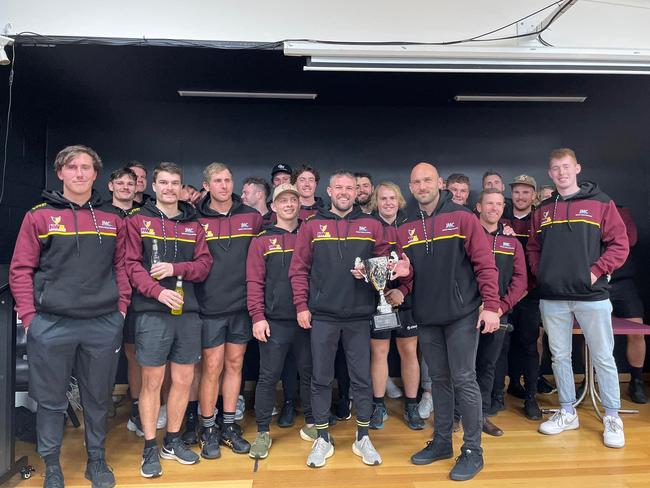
top-left (454, 448), bottom-right (473, 463)
top-left (44, 465), bottom-right (64, 483)
top-left (604, 416), bottom-right (623, 434)
top-left (549, 409), bottom-right (573, 426)
top-left (143, 446), bottom-right (159, 464)
top-left (312, 437), bottom-right (331, 453)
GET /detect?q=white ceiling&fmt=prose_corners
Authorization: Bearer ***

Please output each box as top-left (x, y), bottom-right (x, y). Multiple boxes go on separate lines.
top-left (2, 0), bottom-right (650, 49)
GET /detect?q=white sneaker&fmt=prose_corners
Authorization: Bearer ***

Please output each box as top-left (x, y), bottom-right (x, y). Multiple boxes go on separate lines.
top-left (539, 409), bottom-right (579, 435)
top-left (385, 377), bottom-right (403, 399)
top-left (418, 391), bottom-right (433, 419)
top-left (157, 404), bottom-right (167, 430)
top-left (603, 416), bottom-right (625, 448)
top-left (352, 435), bottom-right (382, 466)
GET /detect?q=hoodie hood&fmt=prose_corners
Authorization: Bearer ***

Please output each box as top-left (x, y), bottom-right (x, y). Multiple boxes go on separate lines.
top-left (315, 204), bottom-right (366, 221)
top-left (42, 189), bottom-right (104, 208)
top-left (553, 180), bottom-right (601, 201)
top-left (302, 196), bottom-right (325, 210)
top-left (139, 198), bottom-right (197, 221)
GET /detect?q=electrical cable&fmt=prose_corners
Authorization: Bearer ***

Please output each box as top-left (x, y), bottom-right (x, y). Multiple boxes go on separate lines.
top-left (0, 42), bottom-right (14, 206)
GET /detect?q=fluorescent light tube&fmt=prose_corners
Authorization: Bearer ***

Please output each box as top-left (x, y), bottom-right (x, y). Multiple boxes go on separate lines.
top-left (178, 90), bottom-right (317, 100)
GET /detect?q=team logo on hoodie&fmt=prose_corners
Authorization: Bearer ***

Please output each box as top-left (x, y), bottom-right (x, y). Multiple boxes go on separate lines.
top-left (317, 224), bottom-right (331, 238)
top-left (49, 216), bottom-right (66, 232)
top-left (268, 238), bottom-right (282, 251)
top-left (407, 228), bottom-right (419, 243)
top-left (141, 220), bottom-right (156, 236)
top-left (202, 223), bottom-right (214, 238)
top-left (541, 211), bottom-right (551, 225)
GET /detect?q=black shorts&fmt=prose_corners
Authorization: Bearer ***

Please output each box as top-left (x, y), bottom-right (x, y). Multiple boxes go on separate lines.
top-left (135, 312), bottom-right (202, 366)
top-left (201, 311), bottom-right (252, 348)
top-left (123, 312), bottom-right (137, 344)
top-left (370, 309), bottom-right (418, 340)
top-left (610, 279), bottom-right (644, 319)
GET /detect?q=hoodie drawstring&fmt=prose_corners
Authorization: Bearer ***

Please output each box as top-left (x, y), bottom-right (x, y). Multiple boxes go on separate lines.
top-left (419, 210), bottom-right (431, 255)
top-left (215, 212), bottom-right (233, 252)
top-left (88, 202), bottom-right (102, 244)
top-left (157, 209), bottom-right (178, 262)
top-left (69, 204), bottom-right (80, 256)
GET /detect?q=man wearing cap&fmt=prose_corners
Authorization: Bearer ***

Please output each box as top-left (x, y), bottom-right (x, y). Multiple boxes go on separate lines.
top-left (246, 183), bottom-right (315, 459)
top-left (271, 164), bottom-right (293, 187)
top-left (491, 174), bottom-right (544, 420)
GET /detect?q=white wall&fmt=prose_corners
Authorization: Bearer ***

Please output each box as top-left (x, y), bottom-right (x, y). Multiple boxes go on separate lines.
top-left (2, 0), bottom-right (650, 49)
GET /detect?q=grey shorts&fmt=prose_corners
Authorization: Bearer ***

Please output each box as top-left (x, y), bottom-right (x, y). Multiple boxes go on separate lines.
top-left (135, 312), bottom-right (202, 366)
top-left (201, 311), bottom-right (252, 348)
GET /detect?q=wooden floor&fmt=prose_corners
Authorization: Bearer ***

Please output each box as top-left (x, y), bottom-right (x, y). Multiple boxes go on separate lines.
top-left (8, 385), bottom-right (650, 487)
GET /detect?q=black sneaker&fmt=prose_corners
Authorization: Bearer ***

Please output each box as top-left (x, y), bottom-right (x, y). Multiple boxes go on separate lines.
top-left (278, 400), bottom-right (296, 428)
top-left (85, 457), bottom-right (116, 488)
top-left (486, 393), bottom-right (504, 417)
top-left (217, 415), bottom-right (244, 435)
top-left (161, 437), bottom-right (200, 465)
top-left (220, 424), bottom-right (251, 454)
top-left (404, 404), bottom-right (425, 430)
top-left (334, 397), bottom-right (352, 420)
top-left (524, 397), bottom-right (542, 420)
top-left (44, 464), bottom-right (65, 488)
top-left (200, 425), bottom-right (222, 459)
top-left (629, 378), bottom-right (648, 404)
top-left (411, 440), bottom-right (453, 465)
top-left (181, 412), bottom-right (199, 446)
top-left (449, 447), bottom-right (484, 481)
top-left (369, 403), bottom-right (388, 430)
top-left (140, 446), bottom-right (162, 478)
top-left (507, 381), bottom-right (526, 399)
top-left (537, 376), bottom-right (557, 395)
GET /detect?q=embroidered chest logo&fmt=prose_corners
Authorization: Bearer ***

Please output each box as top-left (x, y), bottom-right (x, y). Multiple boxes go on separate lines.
top-left (356, 225), bottom-right (371, 234)
top-left (407, 228), bottom-right (419, 243)
top-left (182, 226), bottom-right (197, 237)
top-left (141, 220), bottom-right (156, 236)
top-left (239, 221), bottom-right (251, 231)
top-left (317, 224), bottom-right (331, 238)
top-left (541, 210), bottom-right (551, 225)
top-left (99, 219), bottom-right (116, 231)
top-left (443, 221), bottom-right (458, 232)
top-left (577, 209), bottom-right (593, 218)
top-left (49, 216), bottom-right (66, 232)
top-left (500, 241), bottom-right (514, 250)
top-left (268, 238), bottom-right (282, 251)
top-left (202, 223), bottom-right (214, 238)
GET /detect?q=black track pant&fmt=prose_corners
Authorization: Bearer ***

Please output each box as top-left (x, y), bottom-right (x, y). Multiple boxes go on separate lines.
top-left (508, 296), bottom-right (542, 397)
top-left (254, 320), bottom-right (313, 429)
top-left (476, 329), bottom-right (506, 414)
top-left (419, 310), bottom-right (482, 453)
top-left (311, 319), bottom-right (372, 425)
top-left (27, 311), bottom-right (123, 460)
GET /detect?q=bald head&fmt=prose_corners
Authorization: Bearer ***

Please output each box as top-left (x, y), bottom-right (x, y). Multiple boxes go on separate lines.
top-left (409, 162), bottom-right (443, 207)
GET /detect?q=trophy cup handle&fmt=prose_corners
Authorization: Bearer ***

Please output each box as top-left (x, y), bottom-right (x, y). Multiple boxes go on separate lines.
top-left (354, 257), bottom-right (369, 283)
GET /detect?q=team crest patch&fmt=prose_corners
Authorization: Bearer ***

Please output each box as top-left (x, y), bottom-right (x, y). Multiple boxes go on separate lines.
top-left (141, 220), bottom-right (156, 236)
top-left (356, 225), bottom-right (371, 234)
top-left (317, 224), bottom-right (331, 238)
top-left (541, 211), bottom-right (551, 225)
top-left (202, 223), bottom-right (214, 238)
top-left (182, 226), bottom-right (197, 237)
top-left (239, 222), bottom-right (251, 231)
top-left (49, 216), bottom-right (66, 232)
top-left (407, 228), bottom-right (419, 243)
top-left (268, 238), bottom-right (282, 251)
top-left (99, 219), bottom-right (117, 231)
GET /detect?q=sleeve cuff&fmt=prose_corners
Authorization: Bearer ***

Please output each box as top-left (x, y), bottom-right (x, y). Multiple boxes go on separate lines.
top-left (21, 312), bottom-right (35, 329)
top-left (499, 300), bottom-right (511, 315)
top-left (397, 285), bottom-right (410, 297)
top-left (591, 264), bottom-right (605, 278)
top-left (296, 303), bottom-right (309, 313)
top-left (119, 303), bottom-right (128, 315)
top-left (251, 312), bottom-right (266, 324)
top-left (483, 301), bottom-right (500, 313)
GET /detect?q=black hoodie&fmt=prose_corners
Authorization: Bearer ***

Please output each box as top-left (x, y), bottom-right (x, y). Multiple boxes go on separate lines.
top-left (10, 189), bottom-right (131, 326)
top-left (196, 193), bottom-right (263, 316)
top-left (125, 199), bottom-right (212, 314)
top-left (289, 206), bottom-right (389, 321)
top-left (527, 181), bottom-right (629, 301)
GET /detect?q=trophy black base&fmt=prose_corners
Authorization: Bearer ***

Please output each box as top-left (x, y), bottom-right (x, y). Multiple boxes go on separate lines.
top-left (372, 311), bottom-right (401, 333)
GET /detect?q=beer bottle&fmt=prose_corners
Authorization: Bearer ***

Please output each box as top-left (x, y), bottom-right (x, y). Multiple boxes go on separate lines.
top-left (151, 239), bottom-right (162, 280)
top-left (171, 276), bottom-right (184, 315)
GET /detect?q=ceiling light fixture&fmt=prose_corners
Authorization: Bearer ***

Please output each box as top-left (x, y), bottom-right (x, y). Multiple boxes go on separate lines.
top-left (284, 42), bottom-right (650, 75)
top-left (178, 90), bottom-right (317, 100)
top-left (454, 95), bottom-right (586, 102)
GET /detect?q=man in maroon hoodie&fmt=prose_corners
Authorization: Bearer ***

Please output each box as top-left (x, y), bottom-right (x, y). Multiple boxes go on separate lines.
top-left (529, 148), bottom-right (629, 448)
top-left (10, 145), bottom-right (131, 488)
top-left (475, 188), bottom-right (527, 437)
top-left (125, 162), bottom-right (212, 478)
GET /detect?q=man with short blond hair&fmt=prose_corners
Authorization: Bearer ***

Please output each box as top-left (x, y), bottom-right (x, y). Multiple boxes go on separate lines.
top-left (528, 148), bottom-right (629, 448)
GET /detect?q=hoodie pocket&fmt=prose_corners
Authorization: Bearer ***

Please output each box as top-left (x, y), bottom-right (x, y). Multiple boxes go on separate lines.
top-left (454, 281), bottom-right (465, 305)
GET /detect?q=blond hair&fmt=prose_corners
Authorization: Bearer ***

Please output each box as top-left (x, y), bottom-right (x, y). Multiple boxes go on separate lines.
top-left (370, 181), bottom-right (406, 212)
top-left (202, 162), bottom-right (232, 183)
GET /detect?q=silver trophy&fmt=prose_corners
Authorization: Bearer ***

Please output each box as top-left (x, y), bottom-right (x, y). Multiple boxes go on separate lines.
top-left (355, 251), bottom-right (401, 332)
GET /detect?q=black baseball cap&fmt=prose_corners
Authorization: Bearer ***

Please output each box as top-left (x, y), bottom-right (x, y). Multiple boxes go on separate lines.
top-left (271, 163), bottom-right (292, 177)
